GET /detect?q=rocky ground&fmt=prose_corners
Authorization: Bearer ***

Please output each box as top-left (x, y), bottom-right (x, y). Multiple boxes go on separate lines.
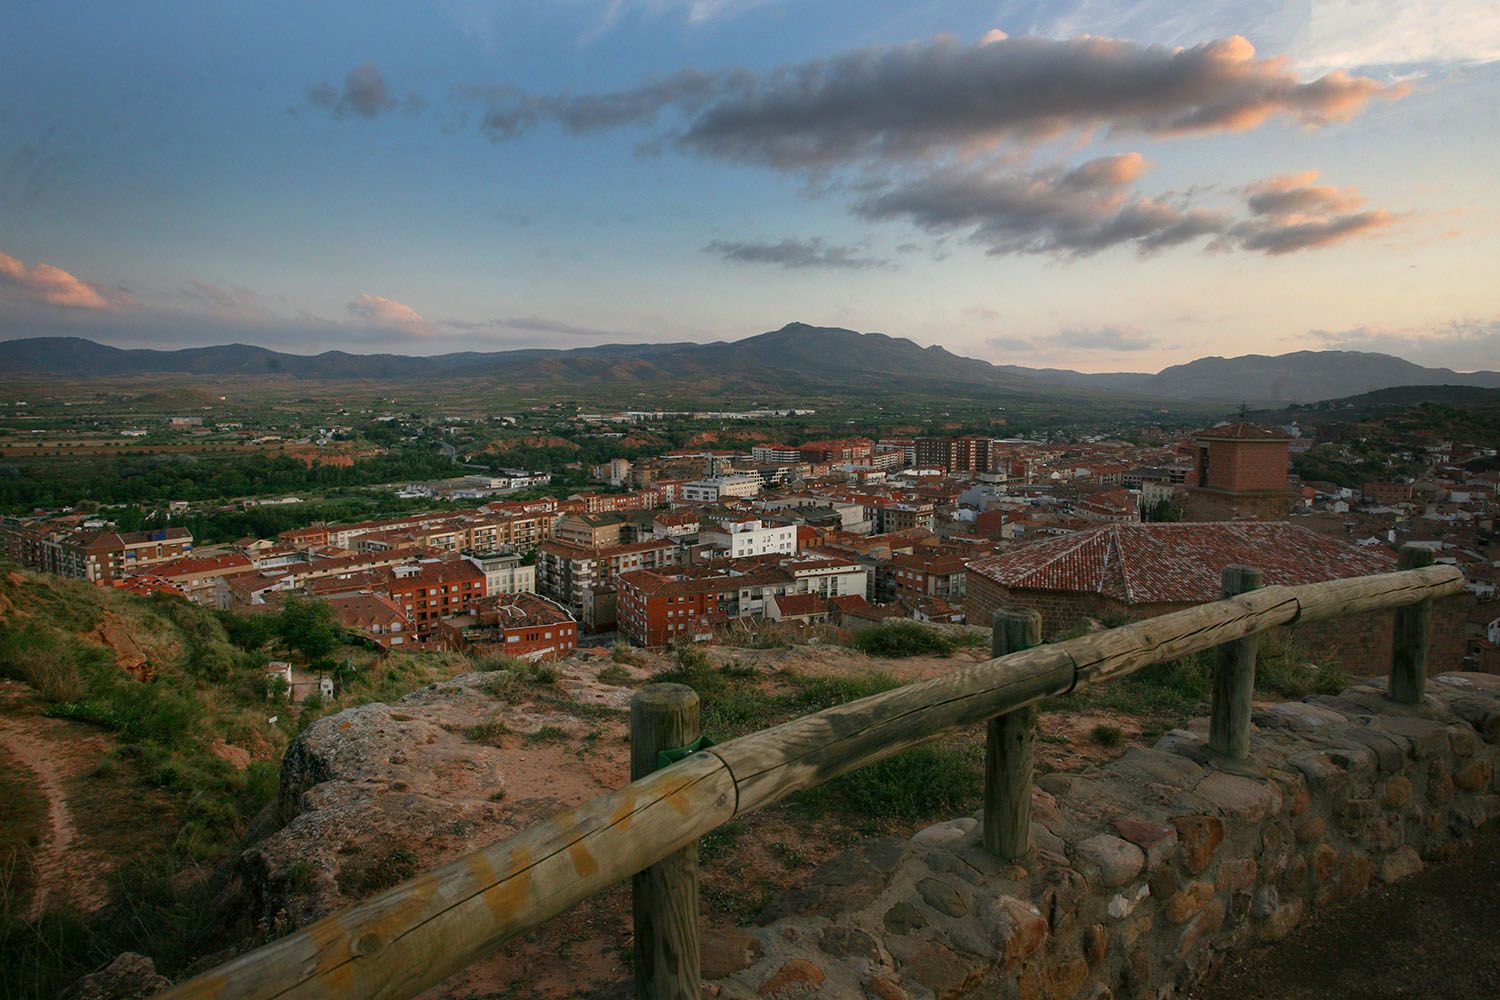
top-left (231, 640), bottom-right (1166, 999)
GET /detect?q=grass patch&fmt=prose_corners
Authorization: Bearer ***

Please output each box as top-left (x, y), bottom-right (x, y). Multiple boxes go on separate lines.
top-left (848, 621), bottom-right (962, 658)
top-left (465, 717), bottom-right (511, 744)
top-left (652, 647), bottom-right (903, 738)
top-left (524, 725), bottom-right (570, 746)
top-left (1090, 724), bottom-right (1124, 748)
top-left (793, 743), bottom-right (982, 834)
top-left (337, 848), bottom-right (418, 899)
top-left (596, 664), bottom-right (634, 687)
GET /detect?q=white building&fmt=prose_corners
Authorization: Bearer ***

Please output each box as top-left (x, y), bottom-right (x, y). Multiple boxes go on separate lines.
top-left (699, 518), bottom-right (796, 558)
top-left (464, 551), bottom-right (536, 595)
top-left (681, 475), bottom-right (761, 503)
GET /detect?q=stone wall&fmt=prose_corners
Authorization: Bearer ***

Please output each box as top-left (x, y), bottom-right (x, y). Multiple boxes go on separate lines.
top-left (702, 672), bottom-right (1500, 1000)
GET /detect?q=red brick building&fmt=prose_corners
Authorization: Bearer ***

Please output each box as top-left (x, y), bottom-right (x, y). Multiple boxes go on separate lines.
top-left (965, 521), bottom-right (1469, 674)
top-left (887, 551), bottom-right (969, 604)
top-left (385, 560), bottom-right (488, 638)
top-left (1362, 482), bottom-right (1415, 506)
top-left (616, 567), bottom-right (731, 646)
top-left (1183, 423), bottom-right (1295, 522)
top-left (431, 593), bottom-right (577, 661)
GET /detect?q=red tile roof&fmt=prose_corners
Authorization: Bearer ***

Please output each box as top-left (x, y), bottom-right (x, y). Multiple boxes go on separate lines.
top-left (966, 522), bottom-right (1394, 605)
top-left (1194, 422), bottom-right (1290, 442)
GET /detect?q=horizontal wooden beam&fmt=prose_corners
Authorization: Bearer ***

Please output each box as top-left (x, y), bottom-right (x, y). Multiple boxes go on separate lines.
top-left (158, 563), bottom-right (1465, 1000)
top-left (161, 752), bottom-right (735, 1000)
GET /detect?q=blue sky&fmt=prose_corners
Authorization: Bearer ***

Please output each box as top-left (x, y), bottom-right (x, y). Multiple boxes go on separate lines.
top-left (2, 0), bottom-right (1498, 372)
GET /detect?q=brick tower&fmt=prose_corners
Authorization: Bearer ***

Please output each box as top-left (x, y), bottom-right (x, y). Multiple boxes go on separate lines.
top-left (1182, 422), bottom-right (1294, 522)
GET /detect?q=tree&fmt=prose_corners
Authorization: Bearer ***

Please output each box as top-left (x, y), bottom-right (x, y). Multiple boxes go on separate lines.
top-left (277, 595), bottom-right (344, 662)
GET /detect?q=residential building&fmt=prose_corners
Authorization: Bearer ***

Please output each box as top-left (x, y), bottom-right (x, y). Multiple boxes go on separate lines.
top-left (324, 591), bottom-right (413, 649)
top-left (2, 524), bottom-right (194, 582)
top-left (699, 517), bottom-right (797, 559)
top-left (431, 593), bottom-right (577, 661)
top-left (535, 538), bottom-right (680, 614)
top-left (680, 475), bottom-right (761, 503)
top-left (463, 550), bottom-right (535, 595)
top-left (384, 560), bottom-right (488, 638)
top-left (555, 512), bottom-right (626, 548)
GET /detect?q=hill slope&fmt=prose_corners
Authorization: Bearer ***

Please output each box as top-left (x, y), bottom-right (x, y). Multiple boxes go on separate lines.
top-left (2, 329), bottom-right (1495, 404)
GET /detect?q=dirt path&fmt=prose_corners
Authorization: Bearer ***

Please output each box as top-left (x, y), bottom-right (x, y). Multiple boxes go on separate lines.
top-left (0, 711), bottom-right (111, 920)
top-left (1190, 822), bottom-right (1500, 1000)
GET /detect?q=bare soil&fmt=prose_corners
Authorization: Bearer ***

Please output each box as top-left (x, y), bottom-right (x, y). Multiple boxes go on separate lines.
top-left (0, 681), bottom-right (113, 919)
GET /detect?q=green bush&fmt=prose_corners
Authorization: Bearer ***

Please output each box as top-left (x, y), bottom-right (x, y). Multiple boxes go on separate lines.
top-left (795, 743), bottom-right (981, 831)
top-left (1090, 724), bottom-right (1125, 748)
top-left (850, 622), bottom-right (956, 658)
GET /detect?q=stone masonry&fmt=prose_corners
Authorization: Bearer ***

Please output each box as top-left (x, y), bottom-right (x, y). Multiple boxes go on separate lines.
top-left (700, 672), bottom-right (1500, 1000)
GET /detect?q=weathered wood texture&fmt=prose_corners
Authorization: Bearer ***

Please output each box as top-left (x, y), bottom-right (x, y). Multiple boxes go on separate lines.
top-left (630, 685), bottom-right (703, 1000)
top-left (157, 751), bottom-right (735, 1000)
top-left (984, 609), bottom-right (1042, 859)
top-left (1208, 566), bottom-right (1263, 759)
top-left (1390, 547), bottom-right (1436, 704)
top-left (158, 563), bottom-right (1466, 1000)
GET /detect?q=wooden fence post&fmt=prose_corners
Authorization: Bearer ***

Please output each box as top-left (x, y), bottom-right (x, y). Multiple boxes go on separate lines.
top-left (983, 608), bottom-right (1042, 860)
top-left (1390, 546), bottom-right (1435, 704)
top-left (1208, 565), bottom-right (1262, 759)
top-left (630, 684), bottom-right (702, 1000)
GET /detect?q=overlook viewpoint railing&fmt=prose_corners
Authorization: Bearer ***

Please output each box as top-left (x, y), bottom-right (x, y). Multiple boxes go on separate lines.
top-left (159, 547), bottom-right (1463, 1000)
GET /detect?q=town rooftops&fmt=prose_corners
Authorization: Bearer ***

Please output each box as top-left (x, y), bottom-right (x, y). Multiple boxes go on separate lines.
top-left (1193, 422), bottom-right (1291, 442)
top-left (966, 521), bottom-right (1394, 606)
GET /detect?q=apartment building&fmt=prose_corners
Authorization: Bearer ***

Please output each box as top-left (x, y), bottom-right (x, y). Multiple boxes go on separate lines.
top-left (463, 550), bottom-right (535, 595)
top-left (535, 538), bottom-right (680, 612)
top-left (680, 475), bottom-right (761, 503)
top-left (698, 517), bottom-right (797, 559)
top-left (385, 560), bottom-right (488, 638)
top-left (431, 592), bottom-right (578, 661)
top-left (3, 524), bottom-right (194, 582)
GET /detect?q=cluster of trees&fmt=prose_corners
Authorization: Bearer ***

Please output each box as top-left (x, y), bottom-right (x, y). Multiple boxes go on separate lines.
top-left (0, 449), bottom-right (456, 513)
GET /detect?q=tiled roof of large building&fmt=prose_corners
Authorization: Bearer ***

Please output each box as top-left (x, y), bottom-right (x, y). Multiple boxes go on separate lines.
top-left (966, 522), bottom-right (1394, 605)
top-left (1194, 422), bottom-right (1290, 442)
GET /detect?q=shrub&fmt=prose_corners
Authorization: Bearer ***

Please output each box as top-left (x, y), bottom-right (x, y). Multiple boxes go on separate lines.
top-left (795, 743), bottom-right (980, 831)
top-left (850, 622), bottom-right (955, 658)
top-left (1090, 723), bottom-right (1124, 748)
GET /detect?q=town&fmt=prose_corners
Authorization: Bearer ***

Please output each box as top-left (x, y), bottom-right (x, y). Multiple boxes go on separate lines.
top-left (7, 417), bottom-right (1496, 681)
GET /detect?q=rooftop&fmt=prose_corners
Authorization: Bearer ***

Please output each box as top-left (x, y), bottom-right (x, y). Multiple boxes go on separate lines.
top-left (967, 521), bottom-right (1395, 605)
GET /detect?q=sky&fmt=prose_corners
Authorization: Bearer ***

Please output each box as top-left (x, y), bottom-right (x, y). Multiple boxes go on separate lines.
top-left (1, 0), bottom-right (1498, 373)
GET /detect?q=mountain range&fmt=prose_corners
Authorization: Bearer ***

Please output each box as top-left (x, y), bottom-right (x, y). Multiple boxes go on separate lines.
top-left (2, 324), bottom-right (1496, 405)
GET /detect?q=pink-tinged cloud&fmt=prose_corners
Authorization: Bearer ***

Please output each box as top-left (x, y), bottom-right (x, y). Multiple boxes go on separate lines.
top-left (1245, 171), bottom-right (1366, 218)
top-left (347, 293), bottom-right (433, 334)
top-left (1231, 171), bottom-right (1396, 253)
top-left (0, 251), bottom-right (111, 309)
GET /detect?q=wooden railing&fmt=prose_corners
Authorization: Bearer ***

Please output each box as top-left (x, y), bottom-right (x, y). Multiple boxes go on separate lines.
top-left (159, 549), bottom-right (1461, 1000)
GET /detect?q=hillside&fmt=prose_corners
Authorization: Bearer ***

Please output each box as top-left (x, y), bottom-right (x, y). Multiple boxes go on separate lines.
top-left (4, 328), bottom-right (1495, 405)
top-left (0, 569), bottom-right (485, 999)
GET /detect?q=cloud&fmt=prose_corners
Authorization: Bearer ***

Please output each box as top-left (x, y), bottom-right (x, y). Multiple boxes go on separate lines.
top-left (855, 154), bottom-right (1228, 257)
top-left (469, 35), bottom-right (1400, 168)
top-left (1229, 170), bottom-right (1394, 254)
top-left (347, 293), bottom-right (432, 334)
top-left (703, 237), bottom-right (890, 270)
top-left (0, 251), bottom-right (112, 309)
top-left (984, 335), bottom-right (1032, 352)
top-left (987, 0), bottom-right (1500, 74)
top-left (1050, 326), bottom-right (1155, 351)
top-left (455, 33), bottom-right (1405, 261)
top-left (1306, 319), bottom-right (1500, 370)
top-left (851, 158), bottom-right (1397, 258)
top-left (309, 62), bottom-right (398, 119)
